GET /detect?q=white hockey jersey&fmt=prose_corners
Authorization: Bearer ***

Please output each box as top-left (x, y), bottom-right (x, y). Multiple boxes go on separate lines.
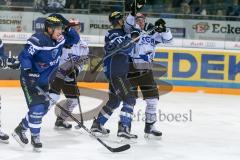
top-left (56, 38), bottom-right (89, 80)
top-left (132, 29), bottom-right (173, 61)
top-left (125, 13), bottom-right (173, 69)
top-left (131, 30), bottom-right (172, 70)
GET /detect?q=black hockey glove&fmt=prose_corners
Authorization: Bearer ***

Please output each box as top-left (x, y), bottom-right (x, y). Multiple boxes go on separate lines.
top-left (63, 44), bottom-right (73, 49)
top-left (64, 66), bottom-right (79, 83)
top-left (130, 0), bottom-right (147, 16)
top-left (145, 23), bottom-right (156, 35)
top-left (155, 18), bottom-right (167, 33)
top-left (7, 56), bottom-right (20, 70)
top-left (0, 56), bottom-right (20, 69)
top-left (22, 69), bottom-right (40, 87)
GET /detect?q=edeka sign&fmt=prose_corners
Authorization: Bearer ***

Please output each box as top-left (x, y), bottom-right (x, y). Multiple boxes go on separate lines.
top-left (154, 49), bottom-right (240, 88)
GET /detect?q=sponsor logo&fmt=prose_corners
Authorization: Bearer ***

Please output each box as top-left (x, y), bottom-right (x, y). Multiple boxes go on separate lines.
top-left (192, 22), bottom-right (209, 33)
top-left (0, 19), bottom-right (21, 25)
top-left (90, 24), bottom-right (111, 30)
top-left (212, 24), bottom-right (240, 34)
top-left (169, 27), bottom-right (186, 38)
top-left (155, 49), bottom-right (240, 82)
top-left (49, 56), bottom-right (60, 66)
top-left (193, 22), bottom-right (240, 35)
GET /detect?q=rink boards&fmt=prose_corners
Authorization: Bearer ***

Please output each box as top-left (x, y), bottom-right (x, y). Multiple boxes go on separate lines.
top-left (154, 48), bottom-right (240, 88)
top-left (153, 48), bottom-right (240, 95)
top-left (0, 48), bottom-right (240, 95)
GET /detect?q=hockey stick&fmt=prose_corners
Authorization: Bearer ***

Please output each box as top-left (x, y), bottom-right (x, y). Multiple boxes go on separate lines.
top-left (90, 26), bottom-right (157, 74)
top-left (68, 54), bottom-right (84, 129)
top-left (36, 86), bottom-right (130, 153)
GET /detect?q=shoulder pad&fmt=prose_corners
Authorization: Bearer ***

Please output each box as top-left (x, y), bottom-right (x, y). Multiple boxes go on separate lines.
top-left (27, 33), bottom-right (44, 47)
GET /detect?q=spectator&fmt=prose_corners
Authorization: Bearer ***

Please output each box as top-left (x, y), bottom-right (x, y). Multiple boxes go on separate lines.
top-left (65, 0), bottom-right (76, 9)
top-left (189, 0), bottom-right (202, 14)
top-left (47, 0), bottom-right (66, 11)
top-left (226, 0), bottom-right (240, 20)
top-left (77, 0), bottom-right (89, 9)
top-left (180, 2), bottom-right (191, 14)
top-left (4, 0), bottom-right (11, 6)
top-left (172, 0), bottom-right (184, 8)
top-left (34, 0), bottom-right (47, 14)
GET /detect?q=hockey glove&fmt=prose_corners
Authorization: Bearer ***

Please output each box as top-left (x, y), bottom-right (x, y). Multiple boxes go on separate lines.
top-left (0, 56), bottom-right (20, 69)
top-left (64, 66), bottom-right (79, 83)
top-left (22, 69), bottom-right (40, 87)
top-left (7, 56), bottom-right (20, 70)
top-left (155, 19), bottom-right (166, 33)
top-left (146, 23), bottom-right (156, 35)
top-left (130, 0), bottom-right (146, 16)
top-left (63, 44), bottom-right (73, 49)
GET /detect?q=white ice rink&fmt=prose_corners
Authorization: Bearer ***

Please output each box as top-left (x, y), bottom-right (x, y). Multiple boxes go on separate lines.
top-left (0, 88), bottom-right (239, 160)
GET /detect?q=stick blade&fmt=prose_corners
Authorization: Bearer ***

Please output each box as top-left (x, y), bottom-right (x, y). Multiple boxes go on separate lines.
top-left (108, 144), bottom-right (131, 153)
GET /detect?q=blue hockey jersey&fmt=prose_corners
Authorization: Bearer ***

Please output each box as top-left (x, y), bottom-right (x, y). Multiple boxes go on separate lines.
top-left (18, 28), bottom-right (79, 86)
top-left (103, 28), bottom-right (134, 79)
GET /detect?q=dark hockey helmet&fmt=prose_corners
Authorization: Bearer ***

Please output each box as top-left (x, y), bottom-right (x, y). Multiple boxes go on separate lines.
top-left (49, 13), bottom-right (69, 26)
top-left (145, 22), bottom-right (155, 35)
top-left (44, 16), bottom-right (63, 32)
top-left (131, 28), bottom-right (141, 38)
top-left (109, 11), bottom-right (124, 25)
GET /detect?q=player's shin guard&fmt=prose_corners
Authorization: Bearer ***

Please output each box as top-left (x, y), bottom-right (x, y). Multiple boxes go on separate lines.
top-left (49, 93), bottom-right (60, 110)
top-left (0, 95), bottom-right (9, 143)
top-left (55, 98), bottom-right (77, 129)
top-left (90, 105), bottom-right (112, 136)
top-left (117, 103), bottom-right (137, 139)
top-left (26, 104), bottom-right (46, 150)
top-left (144, 98), bottom-right (162, 138)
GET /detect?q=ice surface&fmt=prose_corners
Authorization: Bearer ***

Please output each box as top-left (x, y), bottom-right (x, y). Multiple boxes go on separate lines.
top-left (0, 88), bottom-right (239, 160)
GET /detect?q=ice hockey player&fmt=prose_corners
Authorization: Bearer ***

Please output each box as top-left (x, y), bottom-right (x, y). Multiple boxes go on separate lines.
top-left (0, 39), bottom-right (20, 70)
top-left (90, 11), bottom-right (138, 140)
top-left (0, 38), bottom-right (19, 143)
top-left (0, 95), bottom-right (9, 144)
top-left (12, 15), bottom-right (80, 152)
top-left (122, 12), bottom-right (173, 139)
top-left (49, 18), bottom-right (89, 129)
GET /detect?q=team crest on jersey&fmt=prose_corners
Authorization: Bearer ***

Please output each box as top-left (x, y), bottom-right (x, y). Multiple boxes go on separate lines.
top-left (52, 49), bottom-right (59, 59)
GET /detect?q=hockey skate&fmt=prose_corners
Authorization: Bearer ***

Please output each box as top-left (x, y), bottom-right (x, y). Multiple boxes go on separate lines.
top-left (117, 122), bottom-right (137, 143)
top-left (0, 130), bottom-right (9, 144)
top-left (144, 122), bottom-right (162, 139)
top-left (12, 123), bottom-right (29, 147)
top-left (55, 116), bottom-right (72, 129)
top-left (90, 119), bottom-right (110, 137)
top-left (31, 135), bottom-right (42, 152)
